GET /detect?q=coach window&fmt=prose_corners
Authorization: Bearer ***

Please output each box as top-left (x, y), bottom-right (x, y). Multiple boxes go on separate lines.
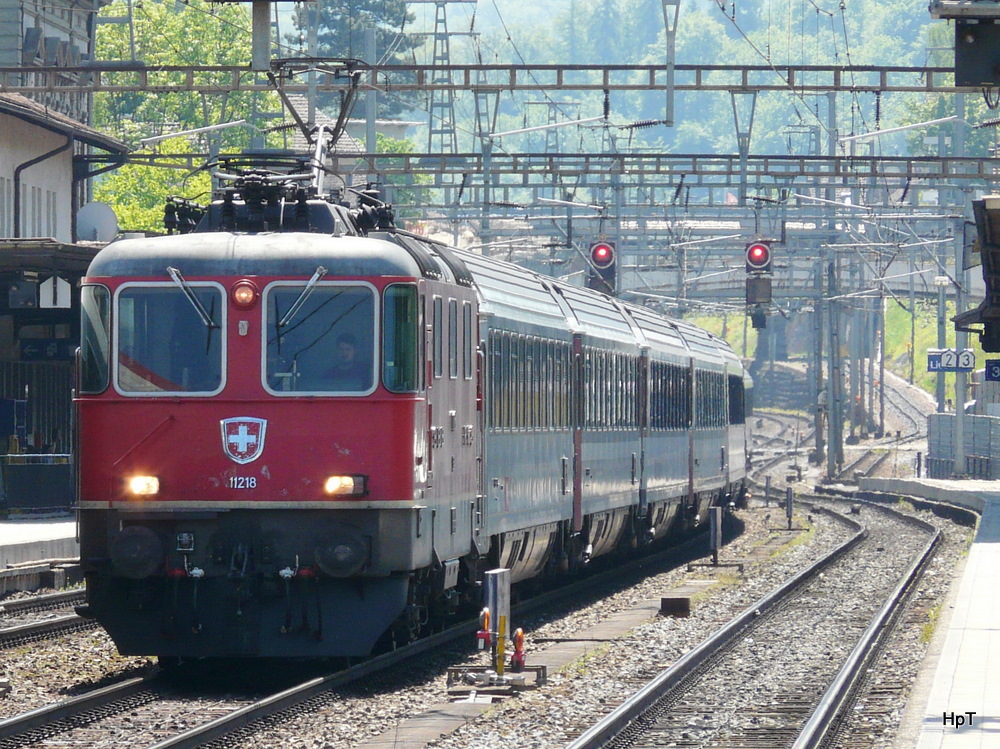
top-left (612, 354), bottom-right (619, 427)
top-left (552, 342), bottom-right (566, 429)
top-left (265, 282), bottom-right (376, 394)
top-left (383, 284), bottom-right (419, 393)
top-left (533, 338), bottom-right (542, 429)
top-left (501, 332), bottom-right (511, 429)
top-left (80, 285), bottom-right (110, 394)
top-left (433, 297), bottom-right (443, 379)
top-left (448, 299), bottom-right (459, 379)
top-left (488, 333), bottom-right (499, 428)
top-left (526, 338), bottom-right (536, 429)
top-left (463, 302), bottom-right (473, 380)
top-left (599, 353), bottom-right (609, 428)
top-left (542, 341), bottom-right (552, 430)
top-left (116, 283), bottom-right (224, 395)
top-left (520, 337), bottom-right (530, 429)
top-left (561, 344), bottom-right (571, 428)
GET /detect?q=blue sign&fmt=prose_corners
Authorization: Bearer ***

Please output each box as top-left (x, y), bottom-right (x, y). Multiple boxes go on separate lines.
top-left (987, 359), bottom-right (1000, 382)
top-left (928, 348), bottom-right (976, 373)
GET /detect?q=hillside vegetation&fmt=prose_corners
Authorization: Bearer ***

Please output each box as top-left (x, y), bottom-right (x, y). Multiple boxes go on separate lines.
top-left (692, 300), bottom-right (985, 402)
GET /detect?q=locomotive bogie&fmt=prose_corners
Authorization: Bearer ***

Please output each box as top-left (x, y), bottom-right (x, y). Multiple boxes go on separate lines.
top-left (86, 570), bottom-right (411, 657)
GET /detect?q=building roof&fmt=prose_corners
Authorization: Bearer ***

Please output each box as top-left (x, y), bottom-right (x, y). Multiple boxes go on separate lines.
top-left (282, 94), bottom-right (364, 157)
top-left (0, 93), bottom-right (128, 153)
top-left (0, 238), bottom-right (104, 276)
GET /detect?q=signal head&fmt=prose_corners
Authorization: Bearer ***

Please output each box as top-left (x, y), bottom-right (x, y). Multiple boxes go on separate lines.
top-left (745, 241), bottom-right (772, 273)
top-left (590, 241), bottom-right (616, 269)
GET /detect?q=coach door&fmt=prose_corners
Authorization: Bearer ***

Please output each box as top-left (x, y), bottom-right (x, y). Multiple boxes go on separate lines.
top-left (637, 349), bottom-right (650, 518)
top-left (475, 337), bottom-right (487, 547)
top-left (572, 333), bottom-right (583, 533)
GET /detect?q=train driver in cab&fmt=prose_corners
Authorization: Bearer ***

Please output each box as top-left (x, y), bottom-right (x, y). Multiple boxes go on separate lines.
top-left (329, 333), bottom-right (369, 391)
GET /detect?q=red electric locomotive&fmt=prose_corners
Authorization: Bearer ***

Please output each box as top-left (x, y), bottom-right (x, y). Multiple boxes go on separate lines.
top-left (76, 139), bottom-right (750, 660)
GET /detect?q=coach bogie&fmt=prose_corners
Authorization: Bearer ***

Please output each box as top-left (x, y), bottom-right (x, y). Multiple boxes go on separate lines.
top-left (581, 509), bottom-right (631, 560)
top-left (495, 523), bottom-right (560, 584)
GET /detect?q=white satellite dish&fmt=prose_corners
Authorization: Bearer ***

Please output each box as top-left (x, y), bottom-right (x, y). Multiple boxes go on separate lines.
top-left (76, 202), bottom-right (119, 242)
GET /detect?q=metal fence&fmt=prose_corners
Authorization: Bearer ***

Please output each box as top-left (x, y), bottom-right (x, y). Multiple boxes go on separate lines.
top-left (928, 412), bottom-right (1000, 479)
top-left (0, 453), bottom-right (72, 514)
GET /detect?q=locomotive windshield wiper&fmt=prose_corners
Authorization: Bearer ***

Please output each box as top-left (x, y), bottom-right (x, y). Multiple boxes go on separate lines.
top-left (278, 266), bottom-right (327, 327)
top-left (167, 266), bottom-right (219, 329)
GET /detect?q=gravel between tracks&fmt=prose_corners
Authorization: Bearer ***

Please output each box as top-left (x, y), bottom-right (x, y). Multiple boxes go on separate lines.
top-left (0, 628), bottom-right (154, 720)
top-left (430, 503), bottom-right (967, 749)
top-left (0, 501), bottom-right (967, 749)
top-left (232, 503), bottom-right (859, 748)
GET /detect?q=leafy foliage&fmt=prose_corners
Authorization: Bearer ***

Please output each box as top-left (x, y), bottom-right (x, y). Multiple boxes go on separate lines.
top-left (290, 1), bottom-right (421, 117)
top-left (93, 138), bottom-right (212, 234)
top-left (92, 0), bottom-right (284, 232)
top-left (95, 0), bottom-right (279, 148)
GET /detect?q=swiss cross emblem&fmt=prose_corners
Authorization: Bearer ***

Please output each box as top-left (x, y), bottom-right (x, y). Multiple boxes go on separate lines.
top-left (220, 417), bottom-right (267, 464)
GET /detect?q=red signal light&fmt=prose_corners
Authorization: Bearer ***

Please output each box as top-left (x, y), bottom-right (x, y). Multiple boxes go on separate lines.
top-left (745, 241), bottom-right (771, 272)
top-left (590, 242), bottom-right (615, 269)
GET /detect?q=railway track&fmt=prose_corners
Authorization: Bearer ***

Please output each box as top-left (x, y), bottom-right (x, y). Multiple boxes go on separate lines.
top-left (0, 590), bottom-right (94, 649)
top-left (835, 448), bottom-right (890, 484)
top-left (748, 411), bottom-right (813, 489)
top-left (0, 522), bottom-right (730, 748)
top-left (832, 374), bottom-right (931, 485)
top-left (751, 412), bottom-right (813, 455)
top-left (566, 500), bottom-right (939, 749)
top-left (881, 373), bottom-right (933, 445)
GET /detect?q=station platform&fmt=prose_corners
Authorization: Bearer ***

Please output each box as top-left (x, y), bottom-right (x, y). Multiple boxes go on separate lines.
top-left (0, 514), bottom-right (77, 569)
top-left (859, 477), bottom-right (1000, 748)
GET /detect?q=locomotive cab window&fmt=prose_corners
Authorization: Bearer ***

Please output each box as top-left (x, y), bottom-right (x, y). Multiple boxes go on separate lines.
top-left (383, 284), bottom-right (419, 393)
top-left (115, 283), bottom-right (225, 395)
top-left (80, 285), bottom-right (110, 394)
top-left (265, 282), bottom-right (376, 395)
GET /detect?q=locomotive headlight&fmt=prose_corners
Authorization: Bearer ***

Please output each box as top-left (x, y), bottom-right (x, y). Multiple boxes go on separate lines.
top-left (127, 475), bottom-right (160, 496)
top-left (232, 280), bottom-right (259, 309)
top-left (324, 474), bottom-right (367, 496)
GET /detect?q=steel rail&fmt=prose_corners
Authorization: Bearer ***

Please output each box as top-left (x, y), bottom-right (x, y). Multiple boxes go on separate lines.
top-left (0, 613), bottom-right (93, 647)
top-left (0, 521), bottom-right (716, 747)
top-left (144, 529), bottom-right (718, 749)
top-left (0, 589), bottom-right (84, 615)
top-left (144, 619), bottom-right (482, 749)
top-left (792, 503), bottom-right (942, 748)
top-left (565, 505), bottom-right (866, 749)
top-left (0, 673), bottom-right (158, 742)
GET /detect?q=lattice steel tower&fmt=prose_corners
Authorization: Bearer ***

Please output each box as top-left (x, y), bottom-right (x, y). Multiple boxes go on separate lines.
top-left (410, 0), bottom-right (477, 154)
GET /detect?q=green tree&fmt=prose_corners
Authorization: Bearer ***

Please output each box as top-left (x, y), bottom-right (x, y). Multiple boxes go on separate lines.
top-left (292, 1), bottom-right (421, 116)
top-left (375, 133), bottom-right (432, 220)
top-left (95, 0), bottom-right (278, 147)
top-left (93, 138), bottom-right (212, 233)
top-left (93, 0), bottom-right (283, 231)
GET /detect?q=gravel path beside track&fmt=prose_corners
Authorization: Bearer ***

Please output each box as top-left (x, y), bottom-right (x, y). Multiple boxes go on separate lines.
top-left (0, 503), bottom-right (968, 749)
top-left (232, 505), bottom-right (854, 748)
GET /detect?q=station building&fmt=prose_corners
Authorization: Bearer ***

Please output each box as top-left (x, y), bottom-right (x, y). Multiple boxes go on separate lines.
top-left (0, 0), bottom-right (128, 511)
